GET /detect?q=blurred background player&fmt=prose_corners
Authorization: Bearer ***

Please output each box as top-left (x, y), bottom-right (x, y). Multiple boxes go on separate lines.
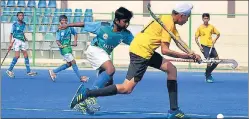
top-left (59, 7), bottom-right (134, 113)
top-left (48, 15), bottom-right (89, 82)
top-left (69, 3), bottom-right (202, 118)
top-left (195, 13), bottom-right (220, 83)
top-left (6, 12), bottom-right (37, 78)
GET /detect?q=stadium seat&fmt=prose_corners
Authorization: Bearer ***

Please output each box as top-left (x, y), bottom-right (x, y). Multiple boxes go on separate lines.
top-left (41, 17), bottom-right (50, 24)
top-left (13, 7), bottom-right (22, 15)
top-left (84, 9), bottom-right (93, 22)
top-left (23, 16), bottom-right (31, 23)
top-left (36, 8), bottom-right (42, 16)
top-left (27, 0), bottom-right (36, 7)
top-left (44, 8), bottom-right (52, 16)
top-left (52, 17), bottom-right (59, 24)
top-left (84, 17), bottom-right (93, 22)
top-left (31, 17), bottom-right (39, 24)
top-left (74, 9), bottom-right (82, 17)
top-left (65, 8), bottom-right (72, 17)
top-left (7, 0), bottom-right (16, 7)
top-left (10, 16), bottom-right (17, 23)
top-left (27, 25), bottom-right (34, 32)
top-left (1, 0), bottom-right (6, 7)
top-left (48, 0), bottom-right (56, 8)
top-left (49, 25), bottom-right (58, 33)
top-left (54, 8), bottom-right (61, 17)
top-left (3, 7), bottom-right (11, 16)
top-left (67, 16), bottom-right (72, 23)
top-left (73, 17), bottom-right (81, 23)
top-left (17, 0), bottom-right (25, 7)
top-left (24, 7), bottom-right (32, 16)
top-left (1, 16), bottom-right (9, 22)
top-left (38, 0), bottom-right (46, 8)
top-left (38, 25), bottom-right (48, 32)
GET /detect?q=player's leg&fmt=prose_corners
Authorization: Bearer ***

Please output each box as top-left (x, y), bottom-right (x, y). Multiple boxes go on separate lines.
top-left (202, 45), bottom-right (213, 83)
top-left (147, 52), bottom-right (185, 119)
top-left (22, 50), bottom-right (37, 76)
top-left (6, 51), bottom-right (20, 78)
top-left (71, 59), bottom-right (89, 82)
top-left (205, 48), bottom-right (219, 80)
top-left (91, 60), bottom-right (115, 89)
top-left (6, 40), bottom-right (21, 78)
top-left (70, 52), bottom-right (148, 109)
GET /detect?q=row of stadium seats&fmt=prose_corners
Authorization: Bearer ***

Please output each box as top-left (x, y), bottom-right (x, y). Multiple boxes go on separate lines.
top-left (1, 40), bottom-right (89, 59)
top-left (1, 15), bottom-right (93, 24)
top-left (2, 7), bottom-right (93, 17)
top-left (1, 0), bottom-right (56, 8)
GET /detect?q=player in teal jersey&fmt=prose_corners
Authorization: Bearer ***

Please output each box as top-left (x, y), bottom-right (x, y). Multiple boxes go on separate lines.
top-left (48, 15), bottom-right (89, 82)
top-left (59, 7), bottom-right (134, 114)
top-left (6, 12), bottom-right (37, 78)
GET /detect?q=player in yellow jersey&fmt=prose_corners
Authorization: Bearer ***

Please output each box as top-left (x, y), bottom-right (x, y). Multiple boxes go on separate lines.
top-left (195, 13), bottom-right (220, 83)
top-left (70, 3), bottom-right (201, 119)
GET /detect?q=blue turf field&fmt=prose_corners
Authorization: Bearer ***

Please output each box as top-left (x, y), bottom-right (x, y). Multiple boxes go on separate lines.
top-left (1, 69), bottom-right (248, 118)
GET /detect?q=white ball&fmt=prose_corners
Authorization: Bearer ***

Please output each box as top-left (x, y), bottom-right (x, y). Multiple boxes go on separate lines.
top-left (217, 114), bottom-right (224, 119)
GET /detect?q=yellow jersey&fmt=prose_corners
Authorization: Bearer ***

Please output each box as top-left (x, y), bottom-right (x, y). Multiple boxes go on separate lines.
top-left (129, 15), bottom-right (180, 59)
top-left (195, 24), bottom-right (220, 47)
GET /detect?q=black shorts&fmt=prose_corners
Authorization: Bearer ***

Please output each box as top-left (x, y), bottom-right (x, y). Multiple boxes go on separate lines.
top-left (126, 52), bottom-right (163, 82)
top-left (201, 45), bottom-right (218, 58)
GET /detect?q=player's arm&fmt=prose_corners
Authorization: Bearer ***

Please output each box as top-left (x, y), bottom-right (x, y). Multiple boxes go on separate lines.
top-left (8, 25), bottom-right (14, 50)
top-left (161, 42), bottom-right (190, 59)
top-left (212, 26), bottom-right (220, 44)
top-left (194, 27), bottom-right (203, 51)
top-left (175, 36), bottom-right (189, 54)
top-left (71, 28), bottom-right (78, 46)
top-left (55, 31), bottom-right (63, 48)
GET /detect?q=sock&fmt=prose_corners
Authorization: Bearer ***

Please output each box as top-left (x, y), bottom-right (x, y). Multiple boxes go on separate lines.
top-left (8, 57), bottom-right (18, 71)
top-left (209, 63), bottom-right (218, 74)
top-left (72, 64), bottom-right (81, 79)
top-left (86, 85), bottom-right (118, 97)
top-left (53, 64), bottom-right (70, 73)
top-left (25, 57), bottom-right (31, 73)
top-left (167, 80), bottom-right (178, 111)
top-left (91, 71), bottom-right (111, 89)
top-left (205, 65), bottom-right (212, 77)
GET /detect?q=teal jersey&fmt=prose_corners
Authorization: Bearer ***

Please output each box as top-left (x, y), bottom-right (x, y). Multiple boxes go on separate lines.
top-left (56, 27), bottom-right (77, 55)
top-left (11, 21), bottom-right (26, 41)
top-left (84, 22), bottom-right (134, 55)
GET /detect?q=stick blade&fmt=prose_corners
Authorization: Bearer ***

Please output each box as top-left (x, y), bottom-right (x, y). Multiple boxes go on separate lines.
top-left (220, 59), bottom-right (238, 69)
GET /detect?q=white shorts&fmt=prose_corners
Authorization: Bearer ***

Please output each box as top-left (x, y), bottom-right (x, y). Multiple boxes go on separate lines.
top-left (62, 53), bottom-right (75, 62)
top-left (13, 39), bottom-right (28, 51)
top-left (85, 45), bottom-right (111, 70)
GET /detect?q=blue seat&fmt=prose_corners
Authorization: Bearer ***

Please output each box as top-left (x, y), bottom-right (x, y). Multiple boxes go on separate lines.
top-left (84, 9), bottom-right (93, 17)
top-left (54, 8), bottom-right (61, 16)
top-left (24, 7), bottom-right (32, 16)
top-left (73, 17), bottom-right (81, 23)
top-left (41, 17), bottom-right (50, 24)
top-left (3, 7), bottom-right (11, 16)
top-left (49, 25), bottom-right (58, 32)
top-left (23, 16), bottom-right (30, 23)
top-left (84, 17), bottom-right (93, 22)
top-left (44, 8), bottom-right (52, 16)
top-left (74, 9), bottom-right (82, 17)
top-left (65, 8), bottom-right (72, 17)
top-left (1, 0), bottom-right (6, 7)
top-left (17, 0), bottom-right (25, 7)
top-left (38, 0), bottom-right (46, 8)
top-left (27, 0), bottom-right (36, 7)
top-left (35, 8), bottom-right (42, 16)
top-left (67, 16), bottom-right (72, 24)
top-left (27, 25), bottom-right (34, 32)
top-left (52, 17), bottom-right (59, 24)
top-left (38, 25), bottom-right (48, 32)
top-left (7, 0), bottom-right (16, 7)
top-left (1, 15), bottom-right (9, 22)
top-left (48, 0), bottom-right (56, 8)
top-left (13, 7), bottom-right (22, 15)
top-left (10, 16), bottom-right (17, 23)
top-left (31, 17), bottom-right (39, 24)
